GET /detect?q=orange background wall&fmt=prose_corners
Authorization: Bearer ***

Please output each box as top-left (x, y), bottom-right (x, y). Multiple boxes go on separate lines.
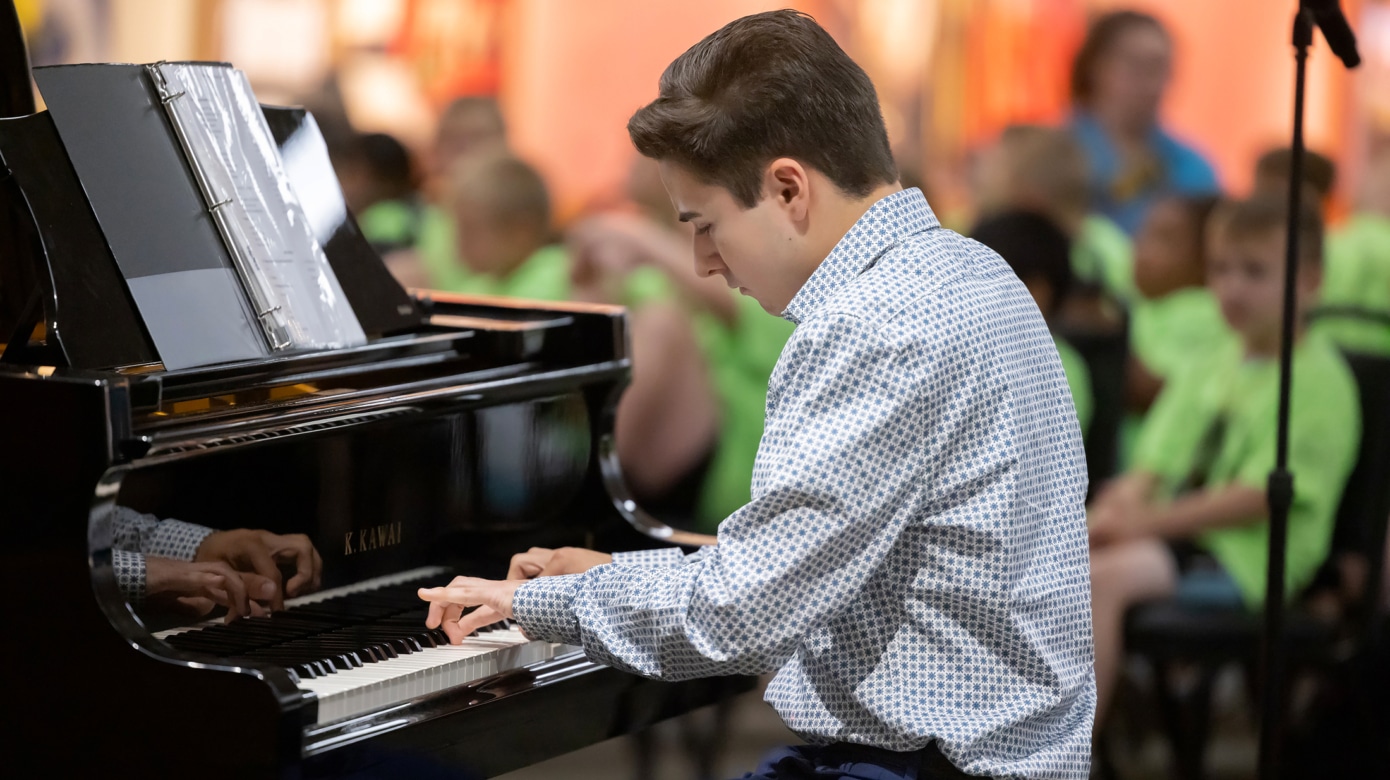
top-left (499, 0), bottom-right (823, 220)
top-left (499, 0), bottom-right (1366, 218)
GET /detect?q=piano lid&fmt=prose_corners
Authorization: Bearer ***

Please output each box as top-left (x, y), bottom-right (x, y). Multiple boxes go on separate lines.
top-left (0, 64), bottom-right (425, 370)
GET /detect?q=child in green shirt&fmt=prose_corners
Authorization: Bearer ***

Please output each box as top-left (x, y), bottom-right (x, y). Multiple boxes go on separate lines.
top-left (445, 151), bottom-right (723, 518)
top-left (1128, 195), bottom-right (1234, 389)
top-left (1311, 147), bottom-right (1390, 356)
top-left (1314, 212), bottom-right (1390, 354)
top-left (1086, 193), bottom-right (1362, 728)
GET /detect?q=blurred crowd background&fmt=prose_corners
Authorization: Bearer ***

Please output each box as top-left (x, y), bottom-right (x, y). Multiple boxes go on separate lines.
top-left (14, 0), bottom-right (1390, 222)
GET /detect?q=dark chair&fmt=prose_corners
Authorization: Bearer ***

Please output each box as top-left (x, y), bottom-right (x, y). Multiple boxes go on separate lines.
top-left (1119, 351), bottom-right (1390, 779)
top-left (1056, 323), bottom-right (1129, 496)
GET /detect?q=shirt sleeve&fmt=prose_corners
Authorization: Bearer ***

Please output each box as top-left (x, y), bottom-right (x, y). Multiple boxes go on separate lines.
top-left (110, 506), bottom-right (216, 561)
top-left (610, 547), bottom-right (691, 567)
top-left (112, 548), bottom-right (148, 604)
top-left (512, 312), bottom-right (942, 681)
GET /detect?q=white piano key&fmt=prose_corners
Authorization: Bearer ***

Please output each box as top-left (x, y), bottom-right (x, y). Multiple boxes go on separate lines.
top-left (300, 626), bottom-right (560, 725)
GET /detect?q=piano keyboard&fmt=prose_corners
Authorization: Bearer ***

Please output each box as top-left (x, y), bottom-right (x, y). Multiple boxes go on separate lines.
top-left (154, 566), bottom-right (576, 725)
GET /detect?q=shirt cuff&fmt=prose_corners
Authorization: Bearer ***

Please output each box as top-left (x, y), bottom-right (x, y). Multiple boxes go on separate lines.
top-left (611, 547), bottom-right (687, 567)
top-left (148, 520), bottom-right (216, 561)
top-left (112, 549), bottom-right (147, 604)
top-left (512, 574), bottom-right (584, 645)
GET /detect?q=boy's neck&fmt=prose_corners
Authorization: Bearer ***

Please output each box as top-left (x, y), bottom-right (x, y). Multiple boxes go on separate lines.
top-left (809, 181), bottom-right (905, 262)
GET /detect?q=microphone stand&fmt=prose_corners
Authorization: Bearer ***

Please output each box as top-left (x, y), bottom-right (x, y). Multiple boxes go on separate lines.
top-left (1258, 3), bottom-right (1358, 778)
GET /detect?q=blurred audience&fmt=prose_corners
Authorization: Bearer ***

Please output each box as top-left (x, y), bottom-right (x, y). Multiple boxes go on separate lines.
top-left (375, 96), bottom-right (511, 290)
top-left (440, 150), bottom-right (719, 522)
top-left (1068, 11), bottom-right (1219, 235)
top-left (1251, 146), bottom-right (1337, 208)
top-left (337, 132), bottom-right (425, 256)
top-left (1086, 193), bottom-right (1361, 727)
top-left (1126, 194), bottom-right (1233, 414)
top-left (568, 157), bottom-right (796, 529)
top-left (973, 124), bottom-right (1134, 320)
top-left (1313, 145), bottom-right (1390, 356)
top-left (971, 210), bottom-right (1095, 436)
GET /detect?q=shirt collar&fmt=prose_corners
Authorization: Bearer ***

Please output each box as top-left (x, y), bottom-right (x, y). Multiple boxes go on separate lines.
top-left (782, 187), bottom-right (939, 324)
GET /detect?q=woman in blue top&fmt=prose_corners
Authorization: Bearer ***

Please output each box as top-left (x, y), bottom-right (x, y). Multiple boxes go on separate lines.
top-left (1069, 11), bottom-right (1219, 235)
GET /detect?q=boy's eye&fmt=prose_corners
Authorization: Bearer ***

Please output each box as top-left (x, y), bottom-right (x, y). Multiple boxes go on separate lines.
top-left (694, 224), bottom-right (712, 236)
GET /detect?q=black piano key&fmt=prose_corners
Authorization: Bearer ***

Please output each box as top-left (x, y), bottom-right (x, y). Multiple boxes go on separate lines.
top-left (156, 573), bottom-right (464, 681)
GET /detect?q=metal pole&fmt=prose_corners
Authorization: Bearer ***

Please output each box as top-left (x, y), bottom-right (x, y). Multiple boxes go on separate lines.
top-left (1256, 10), bottom-right (1312, 779)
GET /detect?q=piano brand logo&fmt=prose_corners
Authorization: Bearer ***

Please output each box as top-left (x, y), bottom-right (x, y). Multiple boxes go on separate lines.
top-left (344, 522), bottom-right (404, 555)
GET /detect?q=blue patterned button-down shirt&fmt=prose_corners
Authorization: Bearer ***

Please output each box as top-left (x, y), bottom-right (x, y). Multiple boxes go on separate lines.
top-left (513, 188), bottom-right (1096, 778)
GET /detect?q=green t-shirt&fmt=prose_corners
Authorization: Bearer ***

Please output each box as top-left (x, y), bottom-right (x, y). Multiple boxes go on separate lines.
top-left (1073, 214), bottom-right (1137, 306)
top-left (691, 295), bottom-right (797, 528)
top-left (1131, 333), bottom-right (1361, 607)
top-left (1054, 336), bottom-right (1094, 436)
top-left (1311, 213), bottom-right (1390, 356)
top-left (414, 206), bottom-right (469, 293)
top-left (1130, 286), bottom-right (1237, 381)
top-left (358, 198), bottom-right (423, 251)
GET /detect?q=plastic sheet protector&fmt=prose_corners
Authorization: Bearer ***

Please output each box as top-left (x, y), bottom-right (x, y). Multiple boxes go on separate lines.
top-left (149, 62), bottom-right (366, 351)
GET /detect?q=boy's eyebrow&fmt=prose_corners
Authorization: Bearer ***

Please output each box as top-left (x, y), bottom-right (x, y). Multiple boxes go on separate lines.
top-left (677, 211), bottom-right (701, 223)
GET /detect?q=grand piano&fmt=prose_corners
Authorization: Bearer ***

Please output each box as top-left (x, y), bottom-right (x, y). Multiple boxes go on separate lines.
top-left (0, 7), bottom-right (741, 777)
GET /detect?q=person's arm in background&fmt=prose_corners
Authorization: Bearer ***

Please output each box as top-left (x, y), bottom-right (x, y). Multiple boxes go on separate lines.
top-left (569, 212), bottom-right (738, 325)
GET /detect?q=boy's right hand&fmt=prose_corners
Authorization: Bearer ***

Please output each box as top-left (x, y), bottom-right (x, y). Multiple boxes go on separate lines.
top-left (144, 557), bottom-right (279, 622)
top-left (506, 547), bottom-right (612, 580)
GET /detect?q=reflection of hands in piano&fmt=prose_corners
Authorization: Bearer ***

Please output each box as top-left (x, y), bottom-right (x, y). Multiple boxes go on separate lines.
top-left (193, 529), bottom-right (323, 609)
top-left (144, 557), bottom-right (279, 622)
top-left (419, 577), bottom-right (523, 644)
top-left (506, 547), bottom-right (612, 580)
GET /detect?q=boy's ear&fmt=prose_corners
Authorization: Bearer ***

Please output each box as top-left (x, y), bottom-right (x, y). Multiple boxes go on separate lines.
top-left (764, 158), bottom-right (810, 221)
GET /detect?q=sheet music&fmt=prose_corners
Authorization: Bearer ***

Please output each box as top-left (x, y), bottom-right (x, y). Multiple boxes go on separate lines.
top-left (150, 62), bottom-right (366, 352)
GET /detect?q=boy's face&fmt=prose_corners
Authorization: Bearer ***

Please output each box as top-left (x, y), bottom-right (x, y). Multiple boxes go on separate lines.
top-left (1206, 226), bottom-right (1319, 349)
top-left (453, 197), bottom-right (532, 277)
top-left (657, 161), bottom-right (805, 315)
top-left (1134, 198), bottom-right (1201, 299)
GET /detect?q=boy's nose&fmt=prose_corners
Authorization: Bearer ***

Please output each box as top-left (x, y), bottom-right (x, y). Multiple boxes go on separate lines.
top-left (693, 249), bottom-right (725, 279)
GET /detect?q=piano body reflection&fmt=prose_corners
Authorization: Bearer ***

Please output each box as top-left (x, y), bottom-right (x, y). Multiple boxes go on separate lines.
top-left (0, 34), bottom-right (742, 780)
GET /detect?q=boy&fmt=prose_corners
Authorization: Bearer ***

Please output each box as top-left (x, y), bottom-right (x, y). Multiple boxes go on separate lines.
top-left (1126, 195), bottom-right (1234, 411)
top-left (420, 11), bottom-right (1095, 779)
top-left (1086, 194), bottom-right (1361, 726)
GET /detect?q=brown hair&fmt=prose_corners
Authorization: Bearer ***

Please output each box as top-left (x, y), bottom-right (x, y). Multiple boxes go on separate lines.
top-left (1254, 147), bottom-right (1337, 200)
top-left (1070, 11), bottom-right (1169, 106)
top-left (627, 10), bottom-right (897, 207)
top-left (438, 96), bottom-right (507, 143)
top-left (448, 151), bottom-right (550, 232)
top-left (1209, 193), bottom-right (1323, 268)
top-left (993, 124), bottom-right (1090, 221)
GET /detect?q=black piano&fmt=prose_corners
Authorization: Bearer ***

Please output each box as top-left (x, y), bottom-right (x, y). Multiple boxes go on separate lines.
top-left (0, 8), bottom-right (742, 777)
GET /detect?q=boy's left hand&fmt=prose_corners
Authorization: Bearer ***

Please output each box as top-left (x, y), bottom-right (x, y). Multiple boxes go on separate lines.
top-left (418, 577), bottom-right (522, 644)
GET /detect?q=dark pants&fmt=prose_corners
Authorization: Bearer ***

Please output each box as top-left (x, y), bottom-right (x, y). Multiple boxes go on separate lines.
top-left (736, 742), bottom-right (976, 780)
